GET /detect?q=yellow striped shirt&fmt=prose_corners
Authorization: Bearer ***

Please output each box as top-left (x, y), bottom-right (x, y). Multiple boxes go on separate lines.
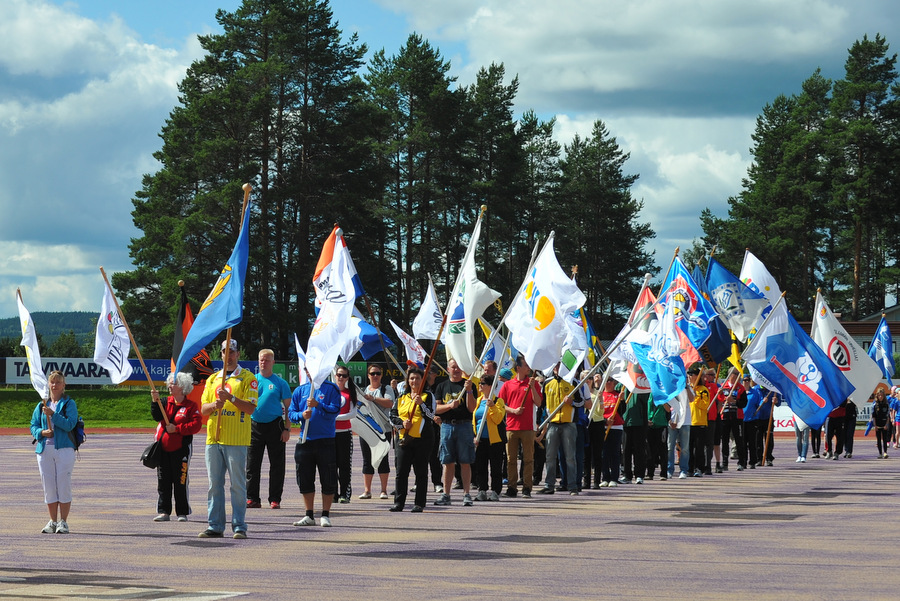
top-left (203, 368), bottom-right (259, 446)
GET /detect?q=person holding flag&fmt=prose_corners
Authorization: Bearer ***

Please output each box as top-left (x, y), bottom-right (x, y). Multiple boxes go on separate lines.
top-left (198, 339), bottom-right (258, 539)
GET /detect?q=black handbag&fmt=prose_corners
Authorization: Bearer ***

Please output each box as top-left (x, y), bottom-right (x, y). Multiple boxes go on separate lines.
top-left (141, 440), bottom-right (163, 469)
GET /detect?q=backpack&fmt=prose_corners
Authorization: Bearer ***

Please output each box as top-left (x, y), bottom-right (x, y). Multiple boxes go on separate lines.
top-left (61, 399), bottom-right (86, 451)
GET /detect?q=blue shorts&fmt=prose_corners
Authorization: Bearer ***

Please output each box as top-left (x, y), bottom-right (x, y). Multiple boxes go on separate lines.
top-left (439, 422), bottom-right (476, 465)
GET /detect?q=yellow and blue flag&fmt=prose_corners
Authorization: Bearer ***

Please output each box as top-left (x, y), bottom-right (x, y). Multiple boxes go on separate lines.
top-left (175, 204), bottom-right (250, 372)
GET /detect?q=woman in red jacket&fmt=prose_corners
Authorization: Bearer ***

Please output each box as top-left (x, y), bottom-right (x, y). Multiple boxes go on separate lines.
top-left (150, 372), bottom-right (202, 522)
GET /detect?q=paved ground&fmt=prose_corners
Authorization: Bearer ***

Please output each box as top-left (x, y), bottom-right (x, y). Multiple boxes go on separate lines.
top-left (1, 431), bottom-right (897, 600)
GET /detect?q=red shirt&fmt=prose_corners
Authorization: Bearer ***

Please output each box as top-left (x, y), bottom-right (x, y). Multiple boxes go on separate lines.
top-left (602, 391), bottom-right (624, 426)
top-left (499, 377), bottom-right (543, 431)
top-left (706, 382), bottom-right (720, 421)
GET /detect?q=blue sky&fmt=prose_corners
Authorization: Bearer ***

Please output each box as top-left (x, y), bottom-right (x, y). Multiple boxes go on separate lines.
top-left (1, 0), bottom-right (898, 320)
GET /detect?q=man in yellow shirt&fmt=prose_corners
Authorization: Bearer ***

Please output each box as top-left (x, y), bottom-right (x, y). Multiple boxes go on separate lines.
top-left (198, 338), bottom-right (258, 539)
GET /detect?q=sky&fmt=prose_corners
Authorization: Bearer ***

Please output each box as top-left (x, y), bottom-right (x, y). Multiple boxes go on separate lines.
top-left (1, 0), bottom-right (898, 320)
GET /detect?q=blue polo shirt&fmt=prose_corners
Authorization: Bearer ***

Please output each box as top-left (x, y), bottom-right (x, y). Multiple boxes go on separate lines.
top-left (253, 372), bottom-right (292, 423)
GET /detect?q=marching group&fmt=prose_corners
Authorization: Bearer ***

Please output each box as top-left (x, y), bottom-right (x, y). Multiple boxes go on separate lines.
top-left (30, 338), bottom-right (898, 537)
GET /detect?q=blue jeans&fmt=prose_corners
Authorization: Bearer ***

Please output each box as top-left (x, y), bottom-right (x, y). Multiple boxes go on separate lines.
top-left (667, 425), bottom-right (690, 476)
top-left (439, 422), bottom-right (476, 465)
top-left (795, 425), bottom-right (809, 458)
top-left (544, 422), bottom-right (576, 490)
top-left (205, 443), bottom-right (248, 534)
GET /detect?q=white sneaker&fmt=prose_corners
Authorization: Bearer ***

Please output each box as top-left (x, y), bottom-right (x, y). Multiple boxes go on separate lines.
top-left (678, 472), bottom-right (688, 479)
top-left (635, 477), bottom-right (644, 484)
top-left (320, 516), bottom-right (332, 527)
top-left (153, 514), bottom-right (170, 522)
top-left (434, 484), bottom-right (444, 493)
top-left (599, 481), bottom-right (609, 487)
top-left (796, 456), bottom-right (802, 463)
top-left (177, 515), bottom-right (188, 522)
top-left (41, 520), bottom-right (56, 534)
top-left (800, 457), bottom-right (806, 463)
top-left (608, 481), bottom-right (618, 487)
top-left (55, 520), bottom-right (69, 534)
top-left (293, 516), bottom-right (316, 526)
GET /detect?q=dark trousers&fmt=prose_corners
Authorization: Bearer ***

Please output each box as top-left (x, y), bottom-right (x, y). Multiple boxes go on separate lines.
top-left (335, 430), bottom-right (353, 499)
top-left (810, 426), bottom-right (822, 454)
top-left (743, 421), bottom-right (759, 466)
top-left (705, 420), bottom-right (719, 472)
top-left (601, 429), bottom-right (623, 483)
top-left (825, 416), bottom-right (845, 456)
top-left (622, 425), bottom-right (647, 480)
top-left (157, 441), bottom-right (192, 516)
top-left (246, 419), bottom-right (286, 504)
top-left (755, 419), bottom-right (774, 462)
top-left (689, 425), bottom-right (707, 473)
top-left (586, 421), bottom-right (606, 486)
top-left (844, 419), bottom-right (856, 455)
top-left (394, 432), bottom-right (432, 508)
top-left (646, 426), bottom-right (667, 478)
top-left (720, 415), bottom-right (746, 468)
top-left (475, 439), bottom-right (504, 494)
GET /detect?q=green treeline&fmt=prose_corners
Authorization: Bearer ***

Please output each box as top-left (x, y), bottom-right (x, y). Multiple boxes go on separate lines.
top-left (696, 34), bottom-right (900, 320)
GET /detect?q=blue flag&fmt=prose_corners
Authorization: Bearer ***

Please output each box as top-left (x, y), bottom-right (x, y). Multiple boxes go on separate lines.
top-left (175, 204), bottom-right (251, 372)
top-left (743, 301), bottom-right (855, 430)
top-left (660, 257), bottom-right (718, 352)
top-left (631, 302), bottom-right (688, 405)
top-left (692, 263), bottom-right (731, 363)
top-left (868, 316), bottom-right (895, 386)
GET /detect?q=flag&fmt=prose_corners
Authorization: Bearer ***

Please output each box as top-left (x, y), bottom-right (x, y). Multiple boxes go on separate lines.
top-left (412, 277), bottom-right (444, 341)
top-left (693, 263), bottom-right (731, 363)
top-left (293, 333), bottom-right (309, 386)
top-left (175, 203), bottom-right (251, 372)
top-left (811, 291), bottom-right (882, 401)
top-left (659, 257), bottom-right (718, 352)
top-left (339, 309), bottom-right (394, 363)
top-left (706, 258), bottom-right (769, 343)
top-left (742, 299), bottom-right (855, 430)
top-left (631, 300), bottom-right (688, 405)
top-left (306, 299), bottom-right (354, 387)
top-left (506, 235), bottom-right (586, 373)
top-left (16, 290), bottom-right (48, 399)
top-left (477, 318), bottom-right (514, 372)
top-left (578, 308), bottom-right (603, 367)
top-left (740, 250), bottom-right (782, 306)
top-left (171, 285), bottom-right (214, 394)
top-left (312, 226), bottom-right (365, 308)
top-left (93, 283), bottom-right (133, 384)
top-left (868, 315), bottom-right (895, 386)
top-left (389, 319), bottom-right (426, 369)
top-left (444, 213), bottom-right (501, 374)
top-left (609, 285), bottom-right (656, 393)
top-left (558, 348), bottom-right (587, 384)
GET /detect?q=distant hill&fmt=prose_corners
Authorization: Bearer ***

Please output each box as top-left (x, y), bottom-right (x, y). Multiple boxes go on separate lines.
top-left (0, 311), bottom-right (96, 345)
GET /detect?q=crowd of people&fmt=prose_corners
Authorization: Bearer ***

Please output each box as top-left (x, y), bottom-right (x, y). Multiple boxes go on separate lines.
top-left (29, 340), bottom-right (900, 536)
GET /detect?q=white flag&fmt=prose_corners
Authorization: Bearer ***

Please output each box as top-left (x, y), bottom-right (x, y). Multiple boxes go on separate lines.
top-left (16, 290), bottom-right (48, 399)
top-left (389, 319), bottom-right (427, 368)
top-left (306, 242), bottom-right (357, 387)
top-left (293, 333), bottom-right (309, 386)
top-left (811, 291), bottom-right (882, 402)
top-left (413, 278), bottom-right (444, 342)
top-left (93, 284), bottom-right (134, 384)
top-left (740, 250), bottom-right (782, 306)
top-left (506, 235), bottom-right (586, 373)
top-left (444, 215), bottom-right (501, 374)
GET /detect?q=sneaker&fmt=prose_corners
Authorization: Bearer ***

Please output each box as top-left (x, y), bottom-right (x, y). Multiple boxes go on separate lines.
top-left (645, 475), bottom-right (654, 481)
top-left (434, 494), bottom-right (451, 506)
top-left (389, 504), bottom-right (403, 512)
top-left (569, 491), bottom-right (579, 495)
top-left (246, 500), bottom-right (261, 508)
top-left (537, 487), bottom-right (555, 495)
top-left (55, 520), bottom-right (69, 534)
top-left (410, 486), bottom-right (416, 492)
top-left (153, 514), bottom-right (170, 522)
top-left (617, 476), bottom-right (628, 484)
top-left (796, 456), bottom-right (803, 463)
top-left (635, 477), bottom-right (644, 484)
top-left (715, 467), bottom-right (723, 473)
top-left (846, 453), bottom-right (852, 459)
top-left (766, 461), bottom-right (773, 467)
top-left (434, 485), bottom-right (444, 493)
top-left (411, 505), bottom-right (424, 513)
top-left (41, 520), bottom-right (56, 534)
top-left (884, 453), bottom-right (890, 459)
top-left (488, 491), bottom-right (500, 502)
top-left (198, 528), bottom-right (223, 538)
top-left (452, 481), bottom-right (463, 490)
top-left (338, 495), bottom-right (350, 504)
top-left (678, 472), bottom-right (688, 479)
top-left (832, 455), bottom-right (839, 461)
top-left (504, 488), bottom-right (518, 498)
top-left (608, 481), bottom-right (618, 487)
top-left (823, 451), bottom-right (831, 459)
top-left (233, 531), bottom-right (247, 539)
top-left (320, 516), bottom-right (332, 527)
top-left (693, 469), bottom-right (702, 477)
top-left (177, 515), bottom-right (188, 522)
top-left (812, 453), bottom-right (820, 458)
top-left (358, 492), bottom-right (372, 499)
top-left (660, 475), bottom-right (668, 481)
top-left (379, 492), bottom-right (389, 499)
top-left (463, 494), bottom-right (474, 506)
top-left (800, 457), bottom-right (806, 463)
top-left (599, 481), bottom-right (609, 487)
top-left (475, 490), bottom-right (488, 501)
top-left (271, 501), bottom-right (280, 509)
top-left (293, 516), bottom-right (316, 526)
top-left (521, 489), bottom-right (532, 498)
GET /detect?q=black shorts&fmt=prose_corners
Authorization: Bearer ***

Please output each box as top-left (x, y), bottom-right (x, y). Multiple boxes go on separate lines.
top-left (294, 438), bottom-right (337, 495)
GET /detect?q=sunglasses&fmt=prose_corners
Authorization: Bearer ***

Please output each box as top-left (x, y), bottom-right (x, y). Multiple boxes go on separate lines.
top-left (336, 373), bottom-right (349, 378)
top-left (368, 371), bottom-right (382, 376)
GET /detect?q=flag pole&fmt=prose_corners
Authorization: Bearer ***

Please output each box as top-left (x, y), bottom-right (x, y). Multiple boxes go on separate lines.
top-left (98, 267), bottom-right (168, 426)
top-left (214, 183), bottom-right (252, 442)
top-left (740, 292), bottom-right (787, 360)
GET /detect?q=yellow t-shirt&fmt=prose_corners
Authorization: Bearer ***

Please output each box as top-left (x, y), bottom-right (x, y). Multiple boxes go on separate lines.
top-left (203, 367), bottom-right (259, 446)
top-left (544, 377), bottom-right (575, 424)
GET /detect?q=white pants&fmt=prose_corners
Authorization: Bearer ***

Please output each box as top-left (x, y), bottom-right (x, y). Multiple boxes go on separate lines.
top-left (37, 445), bottom-right (76, 504)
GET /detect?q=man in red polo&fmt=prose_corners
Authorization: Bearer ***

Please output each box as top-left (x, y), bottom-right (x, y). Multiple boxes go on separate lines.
top-left (498, 355), bottom-right (543, 498)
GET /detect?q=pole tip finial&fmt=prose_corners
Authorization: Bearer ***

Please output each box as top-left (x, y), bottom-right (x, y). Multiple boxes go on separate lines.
top-left (178, 280), bottom-right (185, 287)
top-left (242, 183), bottom-right (252, 193)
